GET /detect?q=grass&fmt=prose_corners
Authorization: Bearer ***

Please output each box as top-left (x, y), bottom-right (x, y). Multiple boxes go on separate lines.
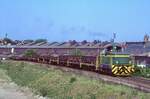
top-left (0, 60), bottom-right (150, 99)
top-left (0, 69), bottom-right (11, 81)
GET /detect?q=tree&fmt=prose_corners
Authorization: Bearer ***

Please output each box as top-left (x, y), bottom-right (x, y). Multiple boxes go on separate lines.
top-left (3, 38), bottom-right (13, 45)
top-left (93, 40), bottom-right (101, 44)
top-left (81, 40), bottom-right (87, 45)
top-left (93, 40), bottom-right (98, 44)
top-left (69, 40), bottom-right (77, 45)
top-left (23, 39), bottom-right (34, 43)
top-left (70, 49), bottom-right (83, 56)
top-left (24, 49), bottom-right (37, 57)
top-left (35, 39), bottom-right (47, 43)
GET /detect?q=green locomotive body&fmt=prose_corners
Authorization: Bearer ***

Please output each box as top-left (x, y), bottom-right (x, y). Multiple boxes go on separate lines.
top-left (98, 54), bottom-right (134, 76)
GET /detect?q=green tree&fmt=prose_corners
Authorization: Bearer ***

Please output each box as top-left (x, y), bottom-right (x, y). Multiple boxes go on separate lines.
top-left (24, 49), bottom-right (37, 57)
top-left (35, 39), bottom-right (47, 43)
top-left (3, 38), bottom-right (13, 44)
top-left (81, 40), bottom-right (87, 45)
top-left (70, 49), bottom-right (83, 56)
top-left (23, 39), bottom-right (34, 43)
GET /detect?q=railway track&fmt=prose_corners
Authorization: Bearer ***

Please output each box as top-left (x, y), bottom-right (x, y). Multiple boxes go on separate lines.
top-left (13, 60), bottom-right (150, 93)
top-left (118, 77), bottom-right (150, 92)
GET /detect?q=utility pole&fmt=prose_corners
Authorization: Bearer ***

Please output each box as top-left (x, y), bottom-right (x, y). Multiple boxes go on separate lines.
top-left (5, 33), bottom-right (8, 38)
top-left (113, 33), bottom-right (116, 42)
top-left (112, 33), bottom-right (116, 52)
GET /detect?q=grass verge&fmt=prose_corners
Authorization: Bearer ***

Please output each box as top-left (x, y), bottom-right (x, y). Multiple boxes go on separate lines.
top-left (0, 60), bottom-right (149, 99)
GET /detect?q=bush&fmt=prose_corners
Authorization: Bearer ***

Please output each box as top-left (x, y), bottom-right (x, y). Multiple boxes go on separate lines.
top-left (69, 77), bottom-right (77, 83)
top-left (90, 94), bottom-right (96, 99)
top-left (133, 67), bottom-right (150, 78)
top-left (17, 62), bottom-right (25, 71)
top-left (39, 87), bottom-right (49, 97)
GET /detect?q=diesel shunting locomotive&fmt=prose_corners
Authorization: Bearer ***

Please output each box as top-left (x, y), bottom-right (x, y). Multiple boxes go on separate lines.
top-left (99, 53), bottom-right (134, 75)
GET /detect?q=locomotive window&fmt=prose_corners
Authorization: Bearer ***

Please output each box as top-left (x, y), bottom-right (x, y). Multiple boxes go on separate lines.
top-left (102, 57), bottom-right (110, 64)
top-left (113, 57), bottom-right (131, 64)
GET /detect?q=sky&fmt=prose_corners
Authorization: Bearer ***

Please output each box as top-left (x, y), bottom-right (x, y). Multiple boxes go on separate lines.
top-left (0, 0), bottom-right (150, 42)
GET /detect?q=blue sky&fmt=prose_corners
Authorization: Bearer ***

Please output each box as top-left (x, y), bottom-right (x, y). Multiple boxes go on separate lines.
top-left (0, 0), bottom-right (150, 42)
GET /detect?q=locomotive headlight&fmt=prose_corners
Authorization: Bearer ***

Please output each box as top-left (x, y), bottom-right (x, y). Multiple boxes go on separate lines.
top-left (116, 61), bottom-right (119, 64)
top-left (129, 61), bottom-right (132, 64)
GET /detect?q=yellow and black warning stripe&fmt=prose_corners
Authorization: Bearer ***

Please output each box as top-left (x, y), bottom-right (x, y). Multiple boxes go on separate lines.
top-left (112, 65), bottom-right (134, 76)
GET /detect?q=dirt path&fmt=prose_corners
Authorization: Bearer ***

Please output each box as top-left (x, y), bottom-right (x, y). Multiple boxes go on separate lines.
top-left (0, 79), bottom-right (39, 99)
top-left (0, 70), bottom-right (45, 99)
